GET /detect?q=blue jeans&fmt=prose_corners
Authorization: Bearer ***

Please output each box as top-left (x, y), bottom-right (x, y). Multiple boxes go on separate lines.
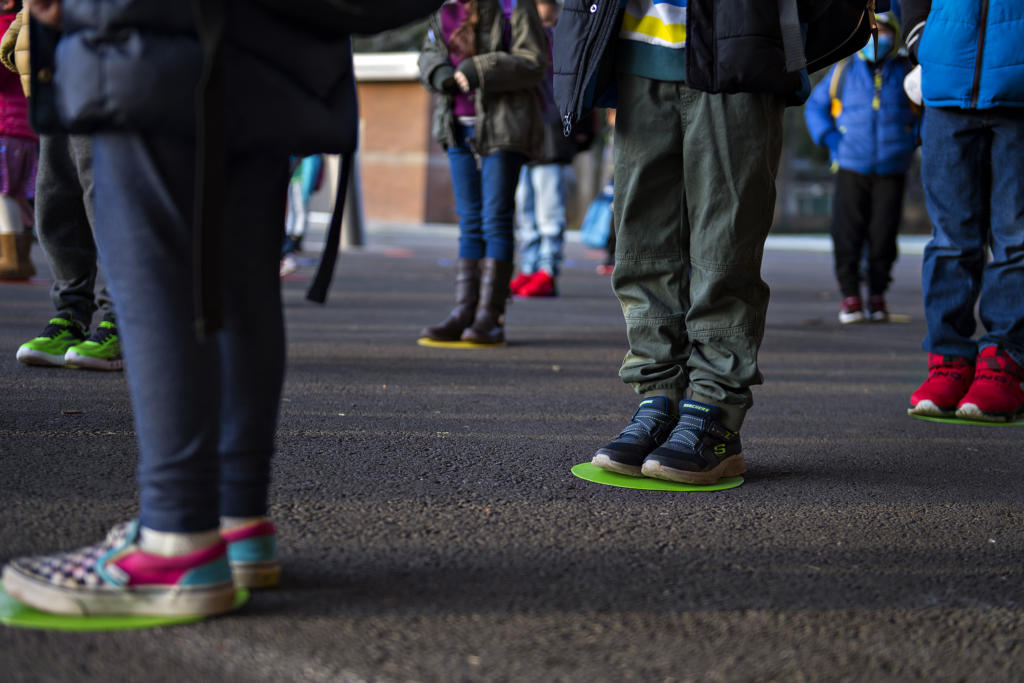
top-left (447, 124), bottom-right (525, 262)
top-left (91, 132), bottom-right (289, 532)
top-left (920, 106), bottom-right (1024, 366)
top-left (515, 163), bottom-right (567, 276)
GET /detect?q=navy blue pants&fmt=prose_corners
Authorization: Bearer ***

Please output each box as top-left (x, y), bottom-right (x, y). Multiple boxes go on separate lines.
top-left (920, 106), bottom-right (1024, 366)
top-left (91, 133), bottom-right (289, 532)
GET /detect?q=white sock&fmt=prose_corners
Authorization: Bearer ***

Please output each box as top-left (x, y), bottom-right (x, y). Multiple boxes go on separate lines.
top-left (220, 515), bottom-right (269, 530)
top-left (139, 526), bottom-right (222, 557)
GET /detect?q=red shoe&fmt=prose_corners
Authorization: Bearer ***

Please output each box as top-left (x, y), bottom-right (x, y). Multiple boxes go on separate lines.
top-left (596, 263), bottom-right (614, 276)
top-left (509, 272), bottom-right (533, 295)
top-left (517, 270), bottom-right (556, 297)
top-left (956, 346), bottom-right (1024, 422)
top-left (839, 296), bottom-right (865, 324)
top-left (908, 353), bottom-right (974, 417)
top-left (868, 295), bottom-right (889, 322)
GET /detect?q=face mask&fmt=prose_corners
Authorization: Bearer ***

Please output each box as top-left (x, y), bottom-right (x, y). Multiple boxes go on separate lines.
top-left (860, 33), bottom-right (894, 62)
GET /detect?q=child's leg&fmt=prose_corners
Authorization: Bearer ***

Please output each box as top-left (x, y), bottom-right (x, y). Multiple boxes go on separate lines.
top-left (612, 73), bottom-right (691, 408)
top-left (865, 173), bottom-right (906, 297)
top-left (35, 134), bottom-right (99, 326)
top-left (978, 110), bottom-right (1024, 366)
top-left (448, 125), bottom-right (485, 260)
top-left (532, 163), bottom-right (567, 277)
top-left (919, 107), bottom-right (990, 360)
top-left (90, 131), bottom-right (287, 533)
top-left (681, 86), bottom-right (783, 431)
top-left (831, 169), bottom-right (872, 298)
top-left (515, 165), bottom-right (540, 273)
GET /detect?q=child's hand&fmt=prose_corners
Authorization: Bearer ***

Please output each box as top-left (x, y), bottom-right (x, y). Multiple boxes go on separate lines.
top-left (454, 71), bottom-right (471, 93)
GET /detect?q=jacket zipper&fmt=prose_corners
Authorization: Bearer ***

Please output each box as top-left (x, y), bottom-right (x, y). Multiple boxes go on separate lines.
top-left (970, 0), bottom-right (989, 108)
top-left (563, 2), bottom-right (621, 136)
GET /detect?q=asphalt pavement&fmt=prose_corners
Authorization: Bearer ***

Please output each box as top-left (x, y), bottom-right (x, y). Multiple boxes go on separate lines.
top-left (1, 224), bottom-right (1022, 682)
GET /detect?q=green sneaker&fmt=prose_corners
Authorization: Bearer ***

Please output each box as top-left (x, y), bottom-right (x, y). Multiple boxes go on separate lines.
top-left (64, 320), bottom-right (124, 371)
top-left (15, 316), bottom-right (87, 367)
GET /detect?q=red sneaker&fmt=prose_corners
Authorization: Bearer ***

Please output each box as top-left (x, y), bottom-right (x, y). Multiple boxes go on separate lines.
top-left (839, 296), bottom-right (865, 324)
top-left (908, 353), bottom-right (974, 417)
top-left (509, 272), bottom-right (533, 295)
top-left (956, 346), bottom-right (1024, 422)
top-left (517, 270), bottom-right (557, 297)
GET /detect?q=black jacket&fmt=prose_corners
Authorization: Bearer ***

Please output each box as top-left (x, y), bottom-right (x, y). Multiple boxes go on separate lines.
top-left (553, 0), bottom-right (879, 131)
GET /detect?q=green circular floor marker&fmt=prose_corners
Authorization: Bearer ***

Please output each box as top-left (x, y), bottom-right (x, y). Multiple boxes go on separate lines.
top-left (571, 462), bottom-right (743, 491)
top-left (909, 413), bottom-right (1024, 427)
top-left (0, 582), bottom-right (249, 631)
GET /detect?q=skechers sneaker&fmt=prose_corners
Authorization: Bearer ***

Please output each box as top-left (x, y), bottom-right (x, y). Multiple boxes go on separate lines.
top-left (839, 296), bottom-right (866, 324)
top-left (641, 399), bottom-right (745, 485)
top-left (16, 315), bottom-right (88, 367)
top-left (908, 353), bottom-right (974, 418)
top-left (222, 519), bottom-right (280, 588)
top-left (956, 346), bottom-right (1024, 423)
top-left (64, 320), bottom-right (124, 371)
top-left (592, 396), bottom-right (677, 476)
top-left (1, 521), bottom-right (236, 617)
top-left (868, 295), bottom-right (889, 322)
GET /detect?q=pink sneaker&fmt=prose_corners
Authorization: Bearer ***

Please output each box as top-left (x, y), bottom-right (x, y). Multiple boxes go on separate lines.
top-left (908, 353), bottom-right (974, 417)
top-left (956, 346), bottom-right (1024, 422)
top-left (222, 519), bottom-right (280, 588)
top-left (1, 521), bottom-right (235, 617)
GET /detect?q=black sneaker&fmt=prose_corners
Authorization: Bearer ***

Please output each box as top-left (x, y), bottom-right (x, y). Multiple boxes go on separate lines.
top-left (592, 396), bottom-right (677, 476)
top-left (641, 399), bottom-right (745, 485)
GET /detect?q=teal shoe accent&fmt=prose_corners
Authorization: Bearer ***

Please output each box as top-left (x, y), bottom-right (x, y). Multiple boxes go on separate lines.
top-left (226, 536), bottom-right (276, 564)
top-left (179, 558), bottom-right (232, 587)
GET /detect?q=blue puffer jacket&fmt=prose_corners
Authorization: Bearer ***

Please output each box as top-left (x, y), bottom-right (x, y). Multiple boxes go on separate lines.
top-left (804, 54), bottom-right (920, 175)
top-left (912, 0), bottom-right (1024, 108)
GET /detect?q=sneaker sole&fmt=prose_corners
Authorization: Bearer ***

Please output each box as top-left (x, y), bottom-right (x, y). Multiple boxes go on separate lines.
top-left (907, 400), bottom-right (956, 418)
top-left (839, 312), bottom-right (866, 324)
top-left (64, 350), bottom-right (125, 371)
top-left (591, 453), bottom-right (642, 477)
top-left (954, 403), bottom-right (1022, 423)
top-left (231, 561), bottom-right (281, 589)
top-left (16, 347), bottom-right (67, 367)
top-left (2, 566), bottom-right (236, 617)
top-left (640, 453), bottom-right (746, 485)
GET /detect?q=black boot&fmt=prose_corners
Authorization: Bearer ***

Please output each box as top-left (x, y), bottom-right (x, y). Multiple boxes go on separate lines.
top-left (461, 258), bottom-right (513, 344)
top-left (419, 258), bottom-right (481, 341)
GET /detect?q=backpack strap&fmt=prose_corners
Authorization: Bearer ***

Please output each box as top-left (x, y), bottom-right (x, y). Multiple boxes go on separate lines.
top-left (777, 0), bottom-right (806, 73)
top-left (829, 57), bottom-right (852, 118)
top-left (306, 152), bottom-right (353, 304)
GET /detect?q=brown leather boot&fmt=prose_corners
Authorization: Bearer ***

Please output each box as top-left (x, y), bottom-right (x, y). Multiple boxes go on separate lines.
top-left (419, 258), bottom-right (480, 341)
top-left (461, 258), bottom-right (513, 345)
top-left (0, 232), bottom-right (35, 280)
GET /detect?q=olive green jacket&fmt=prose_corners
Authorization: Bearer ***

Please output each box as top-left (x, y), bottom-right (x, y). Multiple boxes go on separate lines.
top-left (418, 0), bottom-right (547, 158)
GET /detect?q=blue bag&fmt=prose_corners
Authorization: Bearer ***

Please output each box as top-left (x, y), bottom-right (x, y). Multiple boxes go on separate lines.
top-left (579, 185), bottom-right (613, 249)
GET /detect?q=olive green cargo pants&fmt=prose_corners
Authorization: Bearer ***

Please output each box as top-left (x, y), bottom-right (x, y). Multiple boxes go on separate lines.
top-left (611, 72), bottom-right (784, 431)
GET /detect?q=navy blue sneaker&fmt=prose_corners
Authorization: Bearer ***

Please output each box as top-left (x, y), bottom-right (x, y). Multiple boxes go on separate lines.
top-left (592, 396), bottom-right (677, 476)
top-left (641, 399), bottom-right (745, 485)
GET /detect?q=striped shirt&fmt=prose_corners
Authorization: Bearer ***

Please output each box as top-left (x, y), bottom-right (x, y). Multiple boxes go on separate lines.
top-left (618, 0), bottom-right (688, 81)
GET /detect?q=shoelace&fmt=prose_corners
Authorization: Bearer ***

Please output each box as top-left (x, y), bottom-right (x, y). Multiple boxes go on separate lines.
top-left (619, 408), bottom-right (671, 442)
top-left (88, 324), bottom-right (117, 344)
top-left (664, 412), bottom-right (705, 450)
top-left (40, 319), bottom-right (79, 339)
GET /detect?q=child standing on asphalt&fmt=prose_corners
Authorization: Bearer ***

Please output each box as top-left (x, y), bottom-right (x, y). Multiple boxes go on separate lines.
top-left (1, 5), bottom-right (123, 370)
top-left (804, 12), bottom-right (920, 325)
top-left (554, 1), bottom-right (879, 484)
top-left (417, 0), bottom-right (547, 345)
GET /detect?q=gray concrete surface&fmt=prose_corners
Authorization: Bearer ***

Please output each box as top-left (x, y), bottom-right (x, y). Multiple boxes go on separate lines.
top-left (1, 225), bottom-right (1022, 682)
